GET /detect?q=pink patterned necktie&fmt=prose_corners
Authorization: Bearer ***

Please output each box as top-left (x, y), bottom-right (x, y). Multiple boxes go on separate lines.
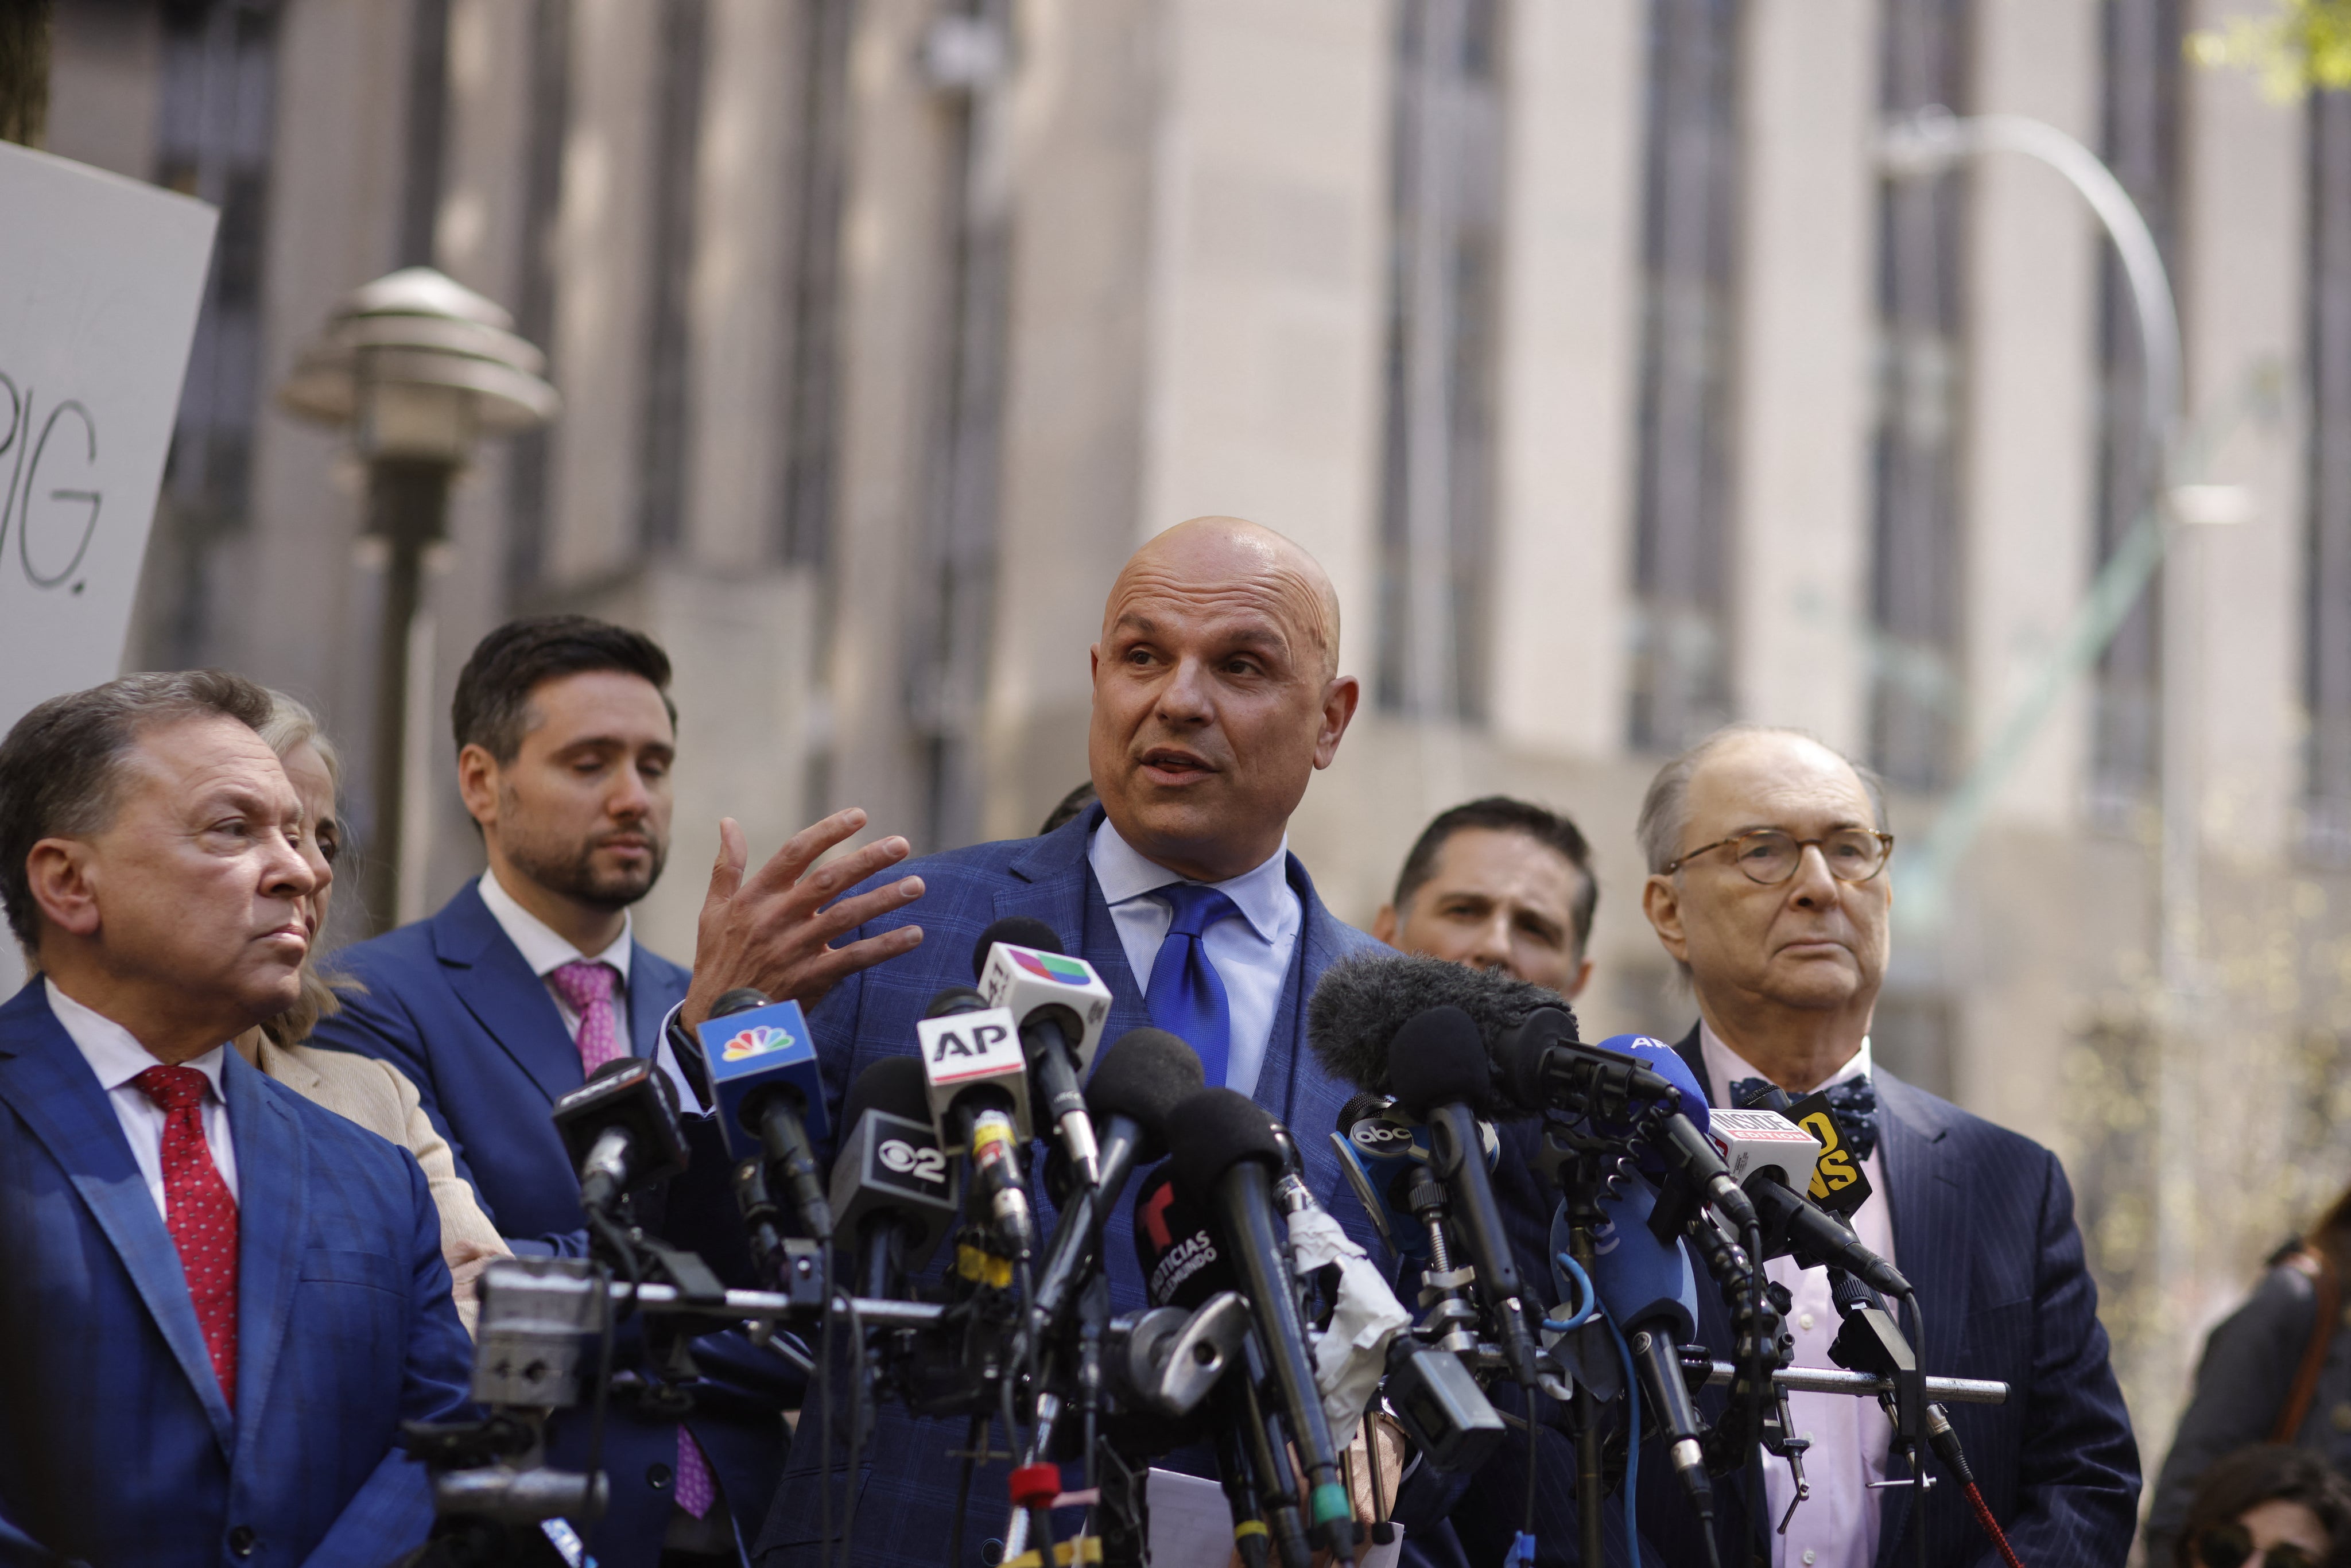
top-left (133, 1065), bottom-right (239, 1408)
top-left (547, 960), bottom-right (715, 1516)
top-left (548, 960), bottom-right (624, 1074)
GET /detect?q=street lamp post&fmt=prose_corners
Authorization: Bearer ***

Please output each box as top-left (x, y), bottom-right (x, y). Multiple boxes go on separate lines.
top-left (1878, 110), bottom-right (2253, 1432)
top-left (280, 267), bottom-right (558, 936)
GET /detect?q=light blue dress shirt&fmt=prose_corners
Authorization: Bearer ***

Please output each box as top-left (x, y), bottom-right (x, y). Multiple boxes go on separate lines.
top-left (1088, 818), bottom-right (1303, 1099)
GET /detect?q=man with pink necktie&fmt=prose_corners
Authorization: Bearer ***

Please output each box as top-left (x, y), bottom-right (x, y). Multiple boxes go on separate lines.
top-left (0, 670), bottom-right (472, 1565)
top-left (316, 616), bottom-right (929, 1567)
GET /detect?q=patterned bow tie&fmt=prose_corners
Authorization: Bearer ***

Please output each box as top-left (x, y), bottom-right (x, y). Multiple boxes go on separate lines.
top-left (1729, 1074), bottom-right (1880, 1162)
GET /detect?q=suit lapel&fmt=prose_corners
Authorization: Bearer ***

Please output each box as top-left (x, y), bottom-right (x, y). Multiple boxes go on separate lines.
top-left (1000, 804), bottom-right (1155, 1052)
top-left (433, 882), bottom-right (583, 1105)
top-left (0, 987), bottom-right (234, 1451)
top-left (228, 1053), bottom-right (304, 1466)
top-left (627, 942), bottom-right (688, 1062)
top-left (1871, 1069), bottom-right (1966, 1568)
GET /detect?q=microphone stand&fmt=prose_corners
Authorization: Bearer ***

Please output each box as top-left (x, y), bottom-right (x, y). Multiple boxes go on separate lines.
top-left (1533, 1126), bottom-right (1612, 1568)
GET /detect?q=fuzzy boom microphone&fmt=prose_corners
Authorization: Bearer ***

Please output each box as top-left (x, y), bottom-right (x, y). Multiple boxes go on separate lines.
top-left (1306, 952), bottom-right (1564, 1119)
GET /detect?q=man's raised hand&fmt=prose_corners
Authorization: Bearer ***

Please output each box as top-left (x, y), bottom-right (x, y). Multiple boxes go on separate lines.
top-left (682, 809), bottom-right (925, 1027)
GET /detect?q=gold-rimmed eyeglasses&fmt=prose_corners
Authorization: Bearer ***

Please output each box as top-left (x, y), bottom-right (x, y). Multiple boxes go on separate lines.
top-left (1663, 826), bottom-right (1895, 886)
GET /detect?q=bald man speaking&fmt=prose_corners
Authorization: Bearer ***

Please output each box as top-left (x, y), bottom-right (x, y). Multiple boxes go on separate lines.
top-left (752, 518), bottom-right (1390, 1568)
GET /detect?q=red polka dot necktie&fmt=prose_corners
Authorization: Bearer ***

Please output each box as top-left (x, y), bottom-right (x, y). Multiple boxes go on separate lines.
top-left (547, 961), bottom-right (716, 1517)
top-left (133, 1065), bottom-right (239, 1408)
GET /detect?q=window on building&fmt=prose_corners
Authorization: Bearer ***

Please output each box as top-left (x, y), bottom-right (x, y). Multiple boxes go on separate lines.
top-left (1865, 0), bottom-right (1970, 793)
top-left (638, 0), bottom-right (708, 552)
top-left (1626, 0), bottom-right (1739, 754)
top-left (778, 0), bottom-right (855, 569)
top-left (505, 0), bottom-right (571, 596)
top-left (146, 0), bottom-right (280, 669)
top-left (1378, 0), bottom-right (1504, 723)
top-left (2306, 87), bottom-right (2351, 861)
top-left (2089, 0), bottom-right (2183, 818)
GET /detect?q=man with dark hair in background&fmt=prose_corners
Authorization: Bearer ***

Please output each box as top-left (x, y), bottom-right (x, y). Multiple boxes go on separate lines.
top-left (315, 614), bottom-right (929, 1566)
top-left (0, 671), bottom-right (472, 1563)
top-left (1371, 795), bottom-right (1597, 999)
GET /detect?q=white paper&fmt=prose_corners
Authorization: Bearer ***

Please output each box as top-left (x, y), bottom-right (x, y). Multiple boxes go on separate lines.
top-left (1289, 1205), bottom-right (1412, 1434)
top-left (1143, 1466), bottom-right (1404, 1568)
top-left (0, 142), bottom-right (216, 733)
top-left (1145, 1467), bottom-right (1243, 1568)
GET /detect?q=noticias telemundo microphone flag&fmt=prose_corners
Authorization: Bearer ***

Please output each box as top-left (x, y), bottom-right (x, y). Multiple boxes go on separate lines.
top-left (697, 998), bottom-right (829, 1159)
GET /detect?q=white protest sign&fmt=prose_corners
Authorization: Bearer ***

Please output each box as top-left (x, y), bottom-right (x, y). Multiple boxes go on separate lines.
top-left (0, 141), bottom-right (218, 733)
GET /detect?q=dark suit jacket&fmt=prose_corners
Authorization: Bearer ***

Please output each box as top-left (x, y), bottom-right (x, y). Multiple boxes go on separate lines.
top-left (0, 980), bottom-right (474, 1567)
top-left (1640, 1028), bottom-right (2140, 1568)
top-left (315, 881), bottom-right (793, 1566)
top-left (751, 804), bottom-right (1388, 1568)
top-left (1429, 1028), bottom-right (2140, 1567)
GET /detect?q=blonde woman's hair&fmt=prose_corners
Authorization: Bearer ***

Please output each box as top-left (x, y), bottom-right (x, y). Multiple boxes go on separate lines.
top-left (258, 690), bottom-right (359, 1050)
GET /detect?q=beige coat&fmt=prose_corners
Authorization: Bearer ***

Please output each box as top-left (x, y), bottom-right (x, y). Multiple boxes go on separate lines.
top-left (233, 1030), bottom-right (508, 1335)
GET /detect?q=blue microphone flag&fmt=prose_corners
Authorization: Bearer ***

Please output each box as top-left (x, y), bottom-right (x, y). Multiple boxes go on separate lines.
top-left (697, 998), bottom-right (829, 1160)
top-left (1554, 1170), bottom-right (1699, 1340)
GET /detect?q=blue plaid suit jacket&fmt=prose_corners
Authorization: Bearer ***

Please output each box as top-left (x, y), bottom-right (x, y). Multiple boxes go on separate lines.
top-left (315, 881), bottom-right (795, 1566)
top-left (0, 980), bottom-right (474, 1568)
top-left (1443, 1031), bottom-right (2142, 1567)
top-left (751, 804), bottom-right (1388, 1568)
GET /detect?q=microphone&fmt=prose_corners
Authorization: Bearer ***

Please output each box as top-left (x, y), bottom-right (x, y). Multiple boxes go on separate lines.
top-left (1035, 1027), bottom-right (1204, 1326)
top-left (1559, 1174), bottom-right (1713, 1528)
top-left (1710, 1101), bottom-right (1910, 1298)
top-left (829, 1055), bottom-right (961, 1295)
top-left (1386, 1006), bottom-right (1540, 1385)
top-left (1578, 1031), bottom-right (1759, 1237)
top-left (1163, 1088), bottom-right (1359, 1563)
top-left (1309, 955), bottom-right (1757, 1233)
top-left (552, 1056), bottom-right (689, 1213)
top-left (695, 987), bottom-right (833, 1242)
top-left (972, 918), bottom-right (1115, 1187)
top-left (917, 986), bottom-right (1035, 1259)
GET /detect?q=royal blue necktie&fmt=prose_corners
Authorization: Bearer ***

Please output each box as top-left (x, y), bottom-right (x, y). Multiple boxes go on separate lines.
top-left (1143, 882), bottom-right (1242, 1088)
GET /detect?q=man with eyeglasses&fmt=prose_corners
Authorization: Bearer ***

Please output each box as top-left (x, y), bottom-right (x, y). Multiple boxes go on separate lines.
top-left (1630, 723), bottom-right (2138, 1568)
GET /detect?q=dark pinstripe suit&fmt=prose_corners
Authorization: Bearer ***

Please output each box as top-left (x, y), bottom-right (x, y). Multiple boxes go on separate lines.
top-left (1429, 1031), bottom-right (2140, 1567)
top-left (1647, 1029), bottom-right (2141, 1568)
top-left (750, 803), bottom-right (1388, 1568)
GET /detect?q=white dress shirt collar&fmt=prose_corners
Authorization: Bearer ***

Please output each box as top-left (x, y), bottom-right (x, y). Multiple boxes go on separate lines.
top-left (1696, 1022), bottom-right (1871, 1112)
top-left (1087, 818), bottom-right (1293, 942)
top-left (46, 978), bottom-right (232, 1101)
top-left (478, 867), bottom-right (634, 985)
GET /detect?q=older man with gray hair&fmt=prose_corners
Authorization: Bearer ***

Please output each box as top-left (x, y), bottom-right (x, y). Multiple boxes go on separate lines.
top-left (1632, 722), bottom-right (2137, 1568)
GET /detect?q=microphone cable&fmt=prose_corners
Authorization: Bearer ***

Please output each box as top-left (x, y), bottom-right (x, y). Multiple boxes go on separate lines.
top-left (1900, 1293), bottom-right (2026, 1568)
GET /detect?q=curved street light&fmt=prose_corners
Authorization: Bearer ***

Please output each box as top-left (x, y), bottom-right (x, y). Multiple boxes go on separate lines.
top-left (281, 267), bottom-right (558, 934)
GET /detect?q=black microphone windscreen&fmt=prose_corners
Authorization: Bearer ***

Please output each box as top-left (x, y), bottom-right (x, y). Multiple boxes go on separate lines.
top-left (1308, 952), bottom-right (1571, 1108)
top-left (843, 1054), bottom-right (932, 1130)
top-left (1131, 1166), bottom-right (1235, 1309)
top-left (1163, 1086), bottom-right (1285, 1197)
top-left (587, 1057), bottom-right (638, 1083)
top-left (1384, 1006), bottom-right (1496, 1119)
top-left (924, 985), bottom-right (990, 1019)
top-left (712, 987), bottom-right (773, 1018)
top-left (1085, 1029), bottom-right (1205, 1162)
top-left (971, 916), bottom-right (1064, 981)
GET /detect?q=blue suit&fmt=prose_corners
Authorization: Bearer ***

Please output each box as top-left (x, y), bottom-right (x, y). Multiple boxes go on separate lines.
top-left (750, 804), bottom-right (1388, 1568)
top-left (1440, 1034), bottom-right (2142, 1567)
top-left (313, 882), bottom-right (794, 1566)
top-left (0, 980), bottom-right (473, 1568)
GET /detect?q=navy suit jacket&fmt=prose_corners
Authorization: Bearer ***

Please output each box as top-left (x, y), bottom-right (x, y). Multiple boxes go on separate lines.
top-left (1431, 1033), bottom-right (2140, 1567)
top-left (314, 882), bottom-right (794, 1566)
top-left (0, 980), bottom-right (474, 1568)
top-left (1634, 1032), bottom-right (2140, 1568)
top-left (751, 804), bottom-right (1388, 1568)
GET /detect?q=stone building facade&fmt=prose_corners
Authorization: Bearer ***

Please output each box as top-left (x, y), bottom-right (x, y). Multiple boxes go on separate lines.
top-left (45, 0), bottom-right (2351, 1480)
